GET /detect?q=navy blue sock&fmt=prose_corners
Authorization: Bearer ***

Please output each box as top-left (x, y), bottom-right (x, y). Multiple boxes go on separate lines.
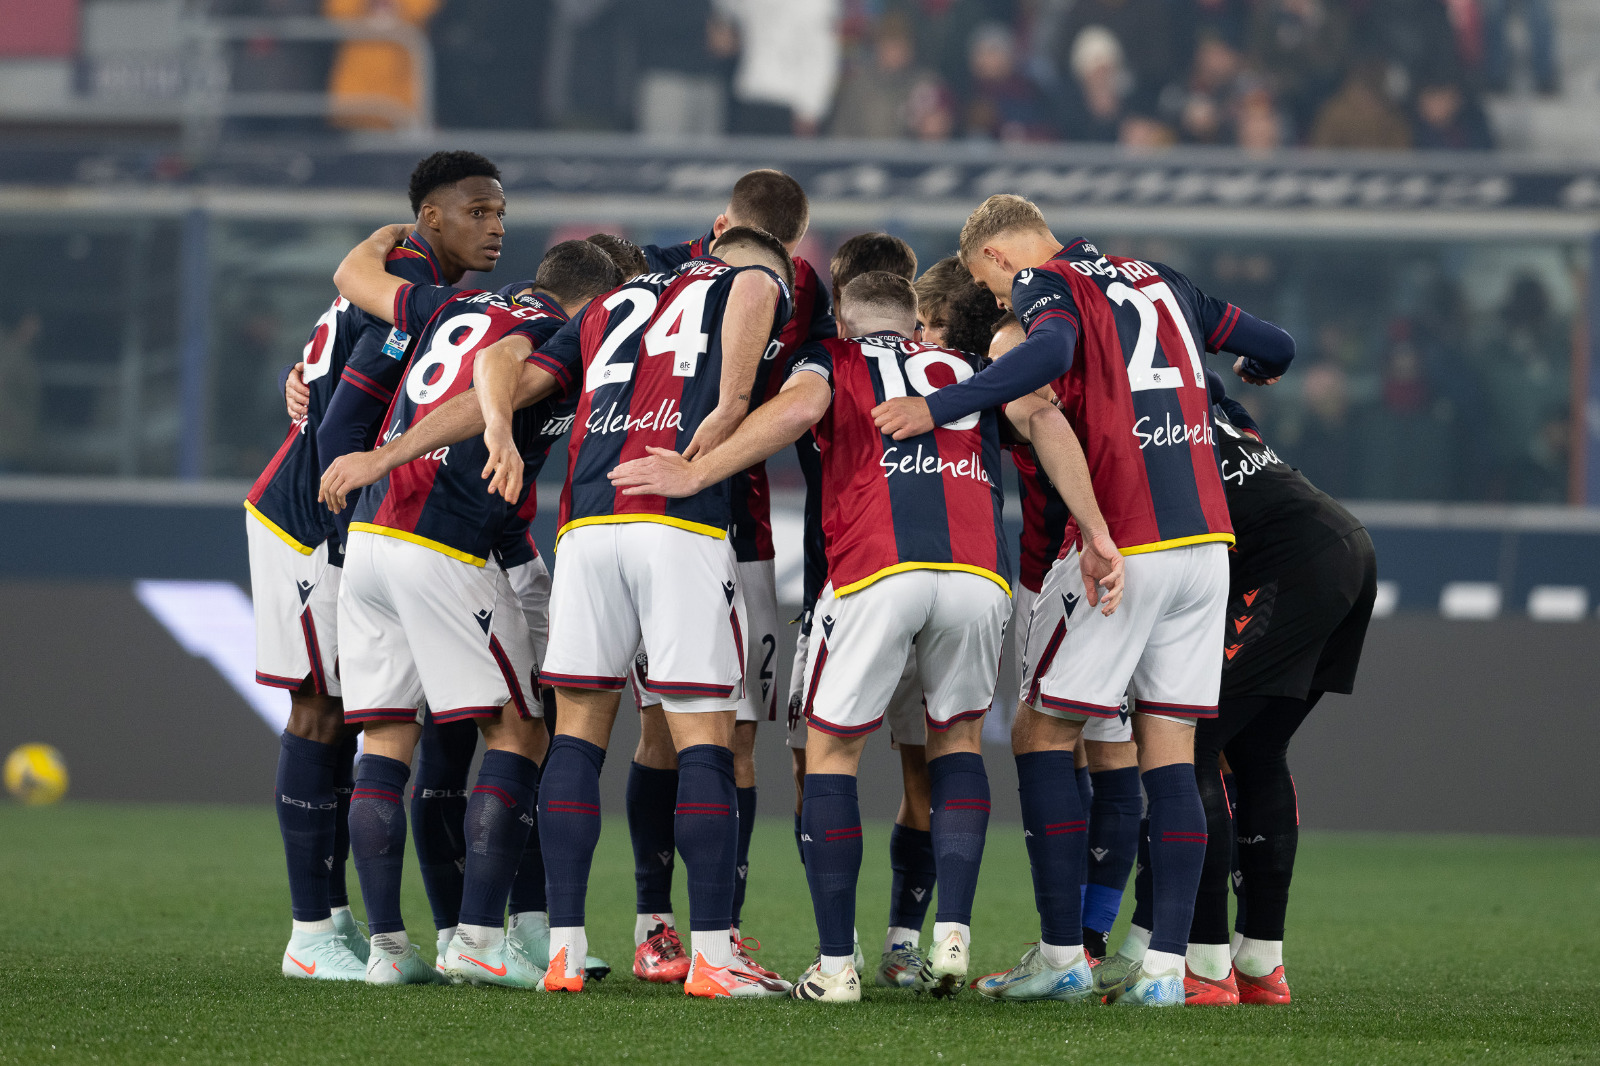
top-left (1084, 766), bottom-right (1141, 935)
top-left (458, 750), bottom-right (540, 928)
top-left (348, 754), bottom-right (411, 935)
top-left (539, 736), bottom-right (605, 928)
top-left (675, 745), bottom-right (738, 933)
top-left (1131, 817), bottom-right (1153, 932)
top-left (328, 736), bottom-right (356, 909)
top-left (887, 823), bottom-right (936, 934)
top-left (626, 762), bottom-right (678, 916)
top-left (1143, 763), bottom-right (1207, 956)
top-left (508, 771), bottom-right (548, 915)
top-left (793, 811), bottom-right (804, 865)
top-left (1074, 764), bottom-right (1093, 919)
top-left (928, 752), bottom-right (989, 927)
top-left (411, 716), bottom-right (477, 929)
top-left (731, 786), bottom-right (757, 928)
top-left (275, 731), bottom-right (339, 922)
top-left (800, 774), bottom-right (861, 958)
top-left (1015, 750), bottom-right (1085, 945)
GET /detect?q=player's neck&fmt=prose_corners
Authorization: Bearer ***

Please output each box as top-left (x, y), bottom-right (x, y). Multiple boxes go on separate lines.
top-left (417, 227), bottom-right (468, 285)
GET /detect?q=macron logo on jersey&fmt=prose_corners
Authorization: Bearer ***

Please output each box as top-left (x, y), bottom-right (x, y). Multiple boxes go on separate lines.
top-left (584, 399), bottom-right (683, 437)
top-left (880, 443), bottom-right (993, 486)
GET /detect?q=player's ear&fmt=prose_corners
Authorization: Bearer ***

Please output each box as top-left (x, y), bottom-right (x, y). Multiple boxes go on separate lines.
top-left (712, 214), bottom-right (731, 238)
top-left (417, 202), bottom-right (438, 231)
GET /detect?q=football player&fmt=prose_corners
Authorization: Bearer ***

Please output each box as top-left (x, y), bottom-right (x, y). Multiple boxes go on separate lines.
top-left (254, 150), bottom-right (505, 982)
top-left (624, 170), bottom-right (833, 982)
top-left (324, 227), bottom-right (798, 999)
top-left (318, 230), bottom-right (622, 987)
top-left (608, 271), bottom-right (1123, 1003)
top-left (875, 194), bottom-right (1293, 1006)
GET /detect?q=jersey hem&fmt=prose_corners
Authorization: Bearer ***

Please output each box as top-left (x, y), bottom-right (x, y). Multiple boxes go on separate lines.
top-left (244, 501), bottom-right (317, 555)
top-left (556, 513), bottom-right (728, 547)
top-left (347, 523), bottom-right (488, 567)
top-left (1117, 532), bottom-right (1236, 557)
top-left (833, 561), bottom-right (1012, 598)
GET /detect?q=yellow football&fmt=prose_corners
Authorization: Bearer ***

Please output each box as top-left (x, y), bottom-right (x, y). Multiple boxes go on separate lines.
top-left (4, 743), bottom-right (69, 805)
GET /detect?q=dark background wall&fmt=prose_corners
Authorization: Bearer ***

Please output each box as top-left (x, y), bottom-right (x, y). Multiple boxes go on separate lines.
top-left (3, 578), bottom-right (1596, 835)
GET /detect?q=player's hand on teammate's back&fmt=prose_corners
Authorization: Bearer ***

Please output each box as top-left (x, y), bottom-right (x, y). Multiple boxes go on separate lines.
top-left (608, 447), bottom-right (702, 498)
top-left (1233, 356), bottom-right (1281, 387)
top-left (319, 451), bottom-right (385, 513)
top-left (1080, 529), bottom-right (1125, 615)
top-left (285, 362), bottom-right (310, 420)
top-left (371, 222), bottom-right (415, 248)
top-left (682, 404), bottom-right (744, 460)
top-left (871, 396), bottom-right (934, 440)
top-left (480, 421), bottom-right (524, 500)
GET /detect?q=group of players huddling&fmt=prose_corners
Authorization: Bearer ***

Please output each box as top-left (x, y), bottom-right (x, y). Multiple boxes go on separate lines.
top-left (247, 151), bottom-right (1376, 1006)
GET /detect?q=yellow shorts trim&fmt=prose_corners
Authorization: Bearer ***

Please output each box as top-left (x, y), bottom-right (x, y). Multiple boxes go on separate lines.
top-left (555, 513), bottom-right (728, 549)
top-left (834, 561), bottom-right (1012, 598)
top-left (243, 501), bottom-right (316, 556)
top-left (1118, 532), bottom-right (1236, 557)
top-left (347, 523), bottom-right (488, 567)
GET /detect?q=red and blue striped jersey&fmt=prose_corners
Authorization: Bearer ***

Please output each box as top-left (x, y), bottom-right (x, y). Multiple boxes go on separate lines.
top-left (333, 235), bottom-right (448, 412)
top-left (529, 257), bottom-right (792, 544)
top-left (244, 234), bottom-right (444, 553)
top-left (1014, 242), bottom-right (1234, 556)
top-left (645, 232), bottom-right (836, 560)
top-left (349, 286), bottom-right (570, 565)
top-left (1011, 446), bottom-right (1073, 593)
top-left (791, 332), bottom-right (1011, 597)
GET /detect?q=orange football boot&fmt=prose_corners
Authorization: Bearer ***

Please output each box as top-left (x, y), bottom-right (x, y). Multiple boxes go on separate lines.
top-left (543, 946), bottom-right (584, 993)
top-left (1183, 965), bottom-right (1240, 1005)
top-left (683, 952), bottom-right (790, 999)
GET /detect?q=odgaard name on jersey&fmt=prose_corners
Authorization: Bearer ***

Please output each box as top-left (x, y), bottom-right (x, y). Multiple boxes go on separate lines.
top-left (880, 442), bottom-right (993, 485)
top-left (1064, 254), bottom-right (1161, 284)
top-left (1133, 411), bottom-right (1214, 451)
top-left (585, 398), bottom-right (683, 436)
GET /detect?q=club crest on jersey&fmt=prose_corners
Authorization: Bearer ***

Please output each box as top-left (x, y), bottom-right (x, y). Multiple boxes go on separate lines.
top-left (585, 399), bottom-right (682, 436)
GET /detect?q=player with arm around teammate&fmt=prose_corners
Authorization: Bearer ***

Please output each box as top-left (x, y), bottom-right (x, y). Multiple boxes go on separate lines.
top-left (610, 271), bottom-right (1125, 1003)
top-left (622, 171), bottom-right (833, 981)
top-left (320, 228), bottom-right (621, 987)
top-left (875, 194), bottom-right (1294, 1007)
top-left (251, 150), bottom-right (509, 982)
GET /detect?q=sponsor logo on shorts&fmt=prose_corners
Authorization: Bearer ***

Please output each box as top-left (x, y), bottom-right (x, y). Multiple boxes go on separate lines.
top-left (722, 580), bottom-right (736, 605)
top-left (297, 579), bottom-right (315, 605)
top-left (821, 615), bottom-right (836, 639)
top-left (473, 608), bottom-right (493, 635)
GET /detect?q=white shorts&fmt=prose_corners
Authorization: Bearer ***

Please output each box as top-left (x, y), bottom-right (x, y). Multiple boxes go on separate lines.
top-left (1014, 582), bottom-right (1131, 743)
top-left (503, 553), bottom-right (551, 670)
top-left (801, 569), bottom-right (1010, 738)
top-left (1021, 542), bottom-right (1227, 725)
top-left (543, 522), bottom-right (744, 714)
top-left (247, 512), bottom-right (341, 697)
top-left (737, 558), bottom-right (781, 724)
top-left (786, 613), bottom-right (927, 749)
top-left (338, 531), bottom-right (539, 726)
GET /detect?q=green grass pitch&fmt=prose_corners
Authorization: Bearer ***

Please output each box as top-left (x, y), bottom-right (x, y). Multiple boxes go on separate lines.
top-left (1, 805), bottom-right (1596, 1065)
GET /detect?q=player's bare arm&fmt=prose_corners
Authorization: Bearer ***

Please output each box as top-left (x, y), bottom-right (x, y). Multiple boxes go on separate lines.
top-left (331, 224), bottom-right (416, 323)
top-left (284, 362), bottom-right (309, 419)
top-left (1004, 393), bottom-right (1124, 615)
top-left (610, 370), bottom-right (830, 498)
top-left (472, 337), bottom-right (560, 500)
top-left (684, 268), bottom-right (781, 459)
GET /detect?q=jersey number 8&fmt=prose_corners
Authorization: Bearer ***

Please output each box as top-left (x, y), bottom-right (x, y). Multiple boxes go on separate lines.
top-left (405, 312), bottom-right (492, 406)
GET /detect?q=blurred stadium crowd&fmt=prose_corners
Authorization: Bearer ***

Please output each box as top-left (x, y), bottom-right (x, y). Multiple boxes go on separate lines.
top-left (119, 0), bottom-right (1569, 148)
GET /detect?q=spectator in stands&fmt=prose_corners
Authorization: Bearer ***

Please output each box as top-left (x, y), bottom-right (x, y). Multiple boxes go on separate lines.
top-left (1246, 0), bottom-right (1351, 143)
top-left (1291, 354), bottom-right (1357, 498)
top-left (962, 21), bottom-right (1056, 141)
top-left (1310, 56), bottom-right (1412, 150)
top-left (1482, 272), bottom-right (1569, 501)
top-left (324, 0), bottom-right (439, 130)
top-left (1482, 0), bottom-right (1560, 94)
top-left (907, 73), bottom-right (958, 140)
top-left (632, 0), bottom-right (734, 136)
top-left (1047, 0), bottom-right (1177, 115)
top-left (1058, 24), bottom-right (1131, 143)
top-left (1235, 81), bottom-right (1287, 152)
top-left (1168, 31), bottom-right (1246, 144)
top-left (0, 313), bottom-right (41, 472)
top-left (432, 0), bottom-right (547, 130)
top-left (718, 0), bottom-right (841, 136)
top-left (1411, 74), bottom-right (1494, 150)
top-left (886, 0), bottom-right (996, 105)
top-left (831, 12), bottom-right (925, 138)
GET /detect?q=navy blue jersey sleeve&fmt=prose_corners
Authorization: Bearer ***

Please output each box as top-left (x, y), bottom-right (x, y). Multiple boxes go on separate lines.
top-left (526, 311), bottom-right (584, 393)
top-left (392, 282), bottom-right (458, 336)
top-left (925, 269), bottom-right (1080, 426)
top-left (808, 279), bottom-right (837, 341)
top-left (787, 340), bottom-right (833, 387)
top-left (1156, 263), bottom-right (1295, 377)
top-left (641, 235), bottom-right (704, 275)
